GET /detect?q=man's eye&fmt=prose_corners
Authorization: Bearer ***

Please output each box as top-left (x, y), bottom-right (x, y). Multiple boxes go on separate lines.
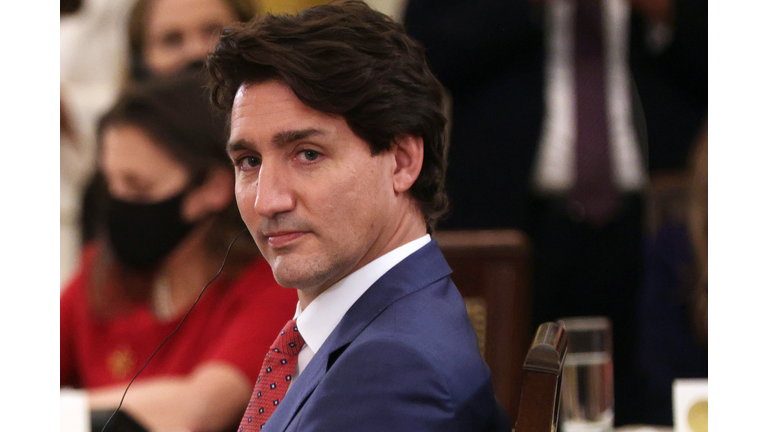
top-left (300, 150), bottom-right (321, 161)
top-left (237, 156), bottom-right (261, 170)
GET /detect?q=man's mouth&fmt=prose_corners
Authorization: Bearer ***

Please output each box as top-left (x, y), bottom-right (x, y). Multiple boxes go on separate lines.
top-left (263, 231), bottom-right (309, 248)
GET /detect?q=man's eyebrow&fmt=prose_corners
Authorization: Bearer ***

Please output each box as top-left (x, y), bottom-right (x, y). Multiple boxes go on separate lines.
top-left (226, 128), bottom-right (326, 155)
top-left (226, 139), bottom-right (253, 154)
top-left (272, 128), bottom-right (325, 147)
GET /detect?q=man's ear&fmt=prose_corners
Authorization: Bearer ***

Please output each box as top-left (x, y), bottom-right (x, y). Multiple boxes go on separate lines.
top-left (182, 166), bottom-right (234, 222)
top-left (392, 134), bottom-right (424, 193)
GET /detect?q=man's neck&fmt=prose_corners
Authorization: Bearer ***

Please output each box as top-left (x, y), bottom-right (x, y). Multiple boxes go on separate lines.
top-left (297, 208), bottom-right (427, 309)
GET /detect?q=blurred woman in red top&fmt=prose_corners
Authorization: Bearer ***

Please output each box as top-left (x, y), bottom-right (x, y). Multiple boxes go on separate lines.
top-left (60, 73), bottom-right (296, 432)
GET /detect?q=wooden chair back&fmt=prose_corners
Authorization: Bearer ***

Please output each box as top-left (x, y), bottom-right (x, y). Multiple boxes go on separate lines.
top-left (434, 229), bottom-right (533, 423)
top-left (513, 322), bottom-right (568, 432)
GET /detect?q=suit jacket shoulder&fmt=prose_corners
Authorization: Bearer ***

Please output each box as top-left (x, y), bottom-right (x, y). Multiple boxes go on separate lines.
top-left (268, 240), bottom-right (510, 432)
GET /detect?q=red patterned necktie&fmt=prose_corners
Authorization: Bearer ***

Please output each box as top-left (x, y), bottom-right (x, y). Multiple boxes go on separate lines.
top-left (239, 319), bottom-right (305, 431)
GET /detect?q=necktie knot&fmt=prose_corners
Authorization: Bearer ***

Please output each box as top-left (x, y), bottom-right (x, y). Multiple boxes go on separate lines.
top-left (271, 319), bottom-right (305, 356)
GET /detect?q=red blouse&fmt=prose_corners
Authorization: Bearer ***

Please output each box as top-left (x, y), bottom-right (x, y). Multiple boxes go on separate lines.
top-left (60, 246), bottom-right (297, 389)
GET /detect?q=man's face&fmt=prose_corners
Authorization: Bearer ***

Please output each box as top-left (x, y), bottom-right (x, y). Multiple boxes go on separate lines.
top-left (228, 80), bottom-right (401, 297)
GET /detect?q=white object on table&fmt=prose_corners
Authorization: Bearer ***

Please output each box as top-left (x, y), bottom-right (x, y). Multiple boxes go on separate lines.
top-left (673, 378), bottom-right (708, 432)
top-left (61, 388), bottom-right (90, 432)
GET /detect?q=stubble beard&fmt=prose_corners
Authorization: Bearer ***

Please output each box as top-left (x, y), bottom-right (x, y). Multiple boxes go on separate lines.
top-left (269, 248), bottom-right (357, 296)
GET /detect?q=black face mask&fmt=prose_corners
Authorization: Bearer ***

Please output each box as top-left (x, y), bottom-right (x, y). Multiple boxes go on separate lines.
top-left (107, 190), bottom-right (196, 271)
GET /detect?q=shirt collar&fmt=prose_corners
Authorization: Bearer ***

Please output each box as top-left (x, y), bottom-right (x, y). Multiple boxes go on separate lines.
top-left (294, 234), bottom-right (431, 354)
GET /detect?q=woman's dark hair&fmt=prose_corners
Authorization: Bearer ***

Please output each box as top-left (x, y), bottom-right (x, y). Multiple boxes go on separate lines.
top-left (91, 73), bottom-right (258, 315)
top-left (128, 0), bottom-right (256, 81)
top-left (98, 73), bottom-right (231, 175)
top-left (207, 0), bottom-right (449, 231)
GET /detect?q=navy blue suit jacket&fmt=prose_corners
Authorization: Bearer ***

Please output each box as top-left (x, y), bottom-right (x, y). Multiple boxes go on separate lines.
top-left (263, 240), bottom-right (511, 432)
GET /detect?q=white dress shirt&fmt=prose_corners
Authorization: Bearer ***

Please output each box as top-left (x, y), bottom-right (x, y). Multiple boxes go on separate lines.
top-left (292, 234), bottom-right (431, 379)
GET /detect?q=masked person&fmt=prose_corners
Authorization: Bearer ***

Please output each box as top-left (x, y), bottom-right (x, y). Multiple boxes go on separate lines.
top-left (75, 0), bottom-right (258, 268)
top-left (60, 73), bottom-right (297, 432)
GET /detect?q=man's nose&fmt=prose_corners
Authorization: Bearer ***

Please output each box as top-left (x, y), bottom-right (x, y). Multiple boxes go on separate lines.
top-left (254, 162), bottom-right (295, 218)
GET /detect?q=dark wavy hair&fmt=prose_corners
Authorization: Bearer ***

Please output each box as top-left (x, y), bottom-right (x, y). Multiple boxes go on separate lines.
top-left (98, 73), bottom-right (230, 175)
top-left (206, 0), bottom-right (449, 231)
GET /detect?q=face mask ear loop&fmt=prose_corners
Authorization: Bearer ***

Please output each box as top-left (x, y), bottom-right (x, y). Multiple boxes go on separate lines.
top-left (99, 228), bottom-right (250, 432)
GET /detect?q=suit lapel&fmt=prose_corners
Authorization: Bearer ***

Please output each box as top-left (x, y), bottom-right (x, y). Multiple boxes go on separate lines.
top-left (325, 240), bottom-right (452, 351)
top-left (264, 240), bottom-right (452, 431)
top-left (262, 345), bottom-right (326, 432)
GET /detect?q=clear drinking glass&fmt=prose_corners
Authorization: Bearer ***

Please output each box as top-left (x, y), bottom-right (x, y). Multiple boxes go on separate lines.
top-left (558, 316), bottom-right (614, 432)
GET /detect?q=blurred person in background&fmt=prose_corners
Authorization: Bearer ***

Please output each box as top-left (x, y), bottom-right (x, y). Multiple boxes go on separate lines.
top-left (404, 0), bottom-right (706, 425)
top-left (61, 0), bottom-right (139, 283)
top-left (60, 73), bottom-right (297, 432)
top-left (638, 124), bottom-right (707, 425)
top-left (127, 0), bottom-right (256, 81)
top-left (61, 0), bottom-right (108, 285)
top-left (75, 0), bottom-right (259, 276)
top-left (61, 0), bottom-right (87, 285)
top-left (61, 0), bottom-right (257, 282)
